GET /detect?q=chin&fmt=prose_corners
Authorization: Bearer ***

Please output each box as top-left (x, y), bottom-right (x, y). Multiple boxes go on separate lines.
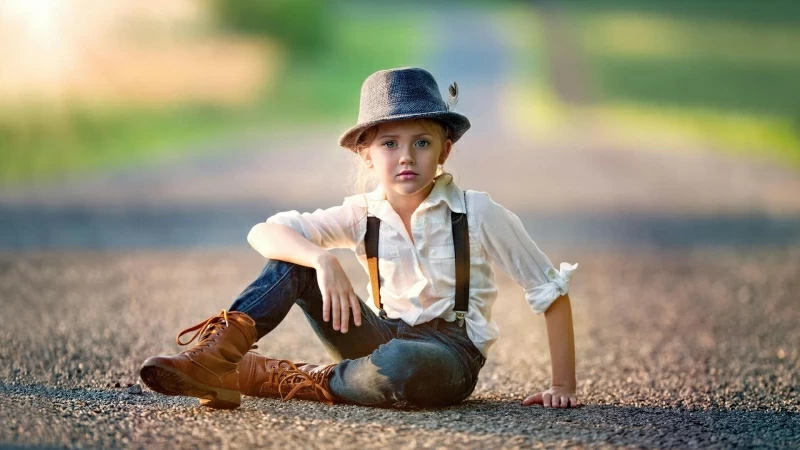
top-left (390, 179), bottom-right (432, 195)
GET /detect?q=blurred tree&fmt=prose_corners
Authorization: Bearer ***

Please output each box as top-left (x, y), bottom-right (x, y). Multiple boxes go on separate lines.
top-left (210, 0), bottom-right (330, 57)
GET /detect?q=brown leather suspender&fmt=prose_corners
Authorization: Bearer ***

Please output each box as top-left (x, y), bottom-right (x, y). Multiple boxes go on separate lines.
top-left (365, 196), bottom-right (470, 325)
top-left (365, 216), bottom-right (385, 318)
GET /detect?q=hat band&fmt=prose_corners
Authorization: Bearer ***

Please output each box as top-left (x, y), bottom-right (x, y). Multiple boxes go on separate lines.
top-left (358, 101), bottom-right (446, 122)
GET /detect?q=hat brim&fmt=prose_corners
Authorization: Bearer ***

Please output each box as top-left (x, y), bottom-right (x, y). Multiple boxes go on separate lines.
top-left (338, 111), bottom-right (471, 151)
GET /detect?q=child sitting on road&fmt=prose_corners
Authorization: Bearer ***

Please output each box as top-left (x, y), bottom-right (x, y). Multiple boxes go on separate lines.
top-left (139, 67), bottom-right (580, 410)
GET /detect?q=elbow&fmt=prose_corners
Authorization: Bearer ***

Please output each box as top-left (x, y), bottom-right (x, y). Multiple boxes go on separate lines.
top-left (247, 222), bottom-right (268, 248)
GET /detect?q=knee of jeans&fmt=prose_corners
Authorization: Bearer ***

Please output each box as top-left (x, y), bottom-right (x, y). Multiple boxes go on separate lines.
top-left (263, 258), bottom-right (314, 277)
top-left (261, 259), bottom-right (319, 294)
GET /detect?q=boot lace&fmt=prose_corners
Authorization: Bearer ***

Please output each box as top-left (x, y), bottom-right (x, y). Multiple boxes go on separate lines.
top-left (272, 360), bottom-right (336, 405)
top-left (175, 310), bottom-right (230, 354)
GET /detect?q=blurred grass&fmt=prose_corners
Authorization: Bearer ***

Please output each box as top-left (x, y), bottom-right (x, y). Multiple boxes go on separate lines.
top-left (573, 1), bottom-right (800, 166)
top-left (0, 105), bottom-right (241, 184)
top-left (211, 0), bottom-right (329, 57)
top-left (0, 3), bottom-right (428, 185)
top-left (573, 5), bottom-right (800, 116)
top-left (592, 58), bottom-right (800, 117)
top-left (514, 0), bottom-right (800, 167)
top-left (563, 0), bottom-right (800, 27)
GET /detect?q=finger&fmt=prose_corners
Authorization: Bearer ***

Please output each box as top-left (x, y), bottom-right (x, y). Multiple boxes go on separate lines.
top-left (331, 294), bottom-right (341, 331)
top-left (340, 295), bottom-right (350, 333)
top-left (350, 294), bottom-right (362, 326)
top-left (543, 393), bottom-right (552, 408)
top-left (322, 291), bottom-right (330, 322)
top-left (569, 396), bottom-right (578, 408)
top-left (559, 396), bottom-right (569, 408)
top-left (522, 393), bottom-right (543, 406)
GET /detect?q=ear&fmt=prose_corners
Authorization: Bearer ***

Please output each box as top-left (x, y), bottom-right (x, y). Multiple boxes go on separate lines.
top-left (439, 139), bottom-right (452, 164)
top-left (361, 150), bottom-right (373, 167)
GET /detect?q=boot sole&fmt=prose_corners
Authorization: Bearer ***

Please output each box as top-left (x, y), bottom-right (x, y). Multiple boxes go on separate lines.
top-left (139, 363), bottom-right (241, 409)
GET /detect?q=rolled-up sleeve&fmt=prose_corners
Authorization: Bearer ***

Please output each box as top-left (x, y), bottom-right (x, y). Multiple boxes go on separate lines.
top-left (265, 202), bottom-right (361, 250)
top-left (472, 192), bottom-right (578, 314)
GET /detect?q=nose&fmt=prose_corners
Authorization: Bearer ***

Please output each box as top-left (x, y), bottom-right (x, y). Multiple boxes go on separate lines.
top-left (399, 143), bottom-right (415, 165)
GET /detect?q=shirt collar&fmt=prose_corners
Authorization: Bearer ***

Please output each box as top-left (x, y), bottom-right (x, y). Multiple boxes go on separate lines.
top-left (346, 174), bottom-right (465, 214)
top-left (419, 173), bottom-right (466, 214)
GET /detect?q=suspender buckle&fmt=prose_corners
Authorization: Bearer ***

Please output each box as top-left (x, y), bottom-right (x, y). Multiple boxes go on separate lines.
top-left (379, 309), bottom-right (388, 320)
top-left (455, 311), bottom-right (465, 328)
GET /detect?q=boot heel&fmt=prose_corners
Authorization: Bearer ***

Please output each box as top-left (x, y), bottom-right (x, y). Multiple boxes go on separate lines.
top-left (199, 388), bottom-right (241, 409)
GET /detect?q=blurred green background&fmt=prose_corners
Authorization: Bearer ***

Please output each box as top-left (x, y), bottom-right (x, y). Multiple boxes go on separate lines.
top-left (2, 0), bottom-right (799, 185)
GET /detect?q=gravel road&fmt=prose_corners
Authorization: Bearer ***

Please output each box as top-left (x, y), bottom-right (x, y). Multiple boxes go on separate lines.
top-left (1, 247), bottom-right (798, 449)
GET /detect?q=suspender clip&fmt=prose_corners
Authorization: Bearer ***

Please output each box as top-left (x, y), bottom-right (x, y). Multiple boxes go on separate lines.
top-left (379, 309), bottom-right (388, 320)
top-left (455, 311), bottom-right (465, 328)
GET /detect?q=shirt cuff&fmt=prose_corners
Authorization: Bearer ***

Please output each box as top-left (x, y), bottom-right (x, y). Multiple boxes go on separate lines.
top-left (525, 262), bottom-right (579, 314)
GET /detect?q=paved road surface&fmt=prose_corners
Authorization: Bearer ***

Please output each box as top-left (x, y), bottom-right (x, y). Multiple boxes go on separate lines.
top-left (1, 248), bottom-right (798, 448)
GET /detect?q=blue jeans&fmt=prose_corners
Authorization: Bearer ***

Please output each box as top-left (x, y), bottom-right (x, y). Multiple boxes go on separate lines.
top-left (229, 258), bottom-right (486, 409)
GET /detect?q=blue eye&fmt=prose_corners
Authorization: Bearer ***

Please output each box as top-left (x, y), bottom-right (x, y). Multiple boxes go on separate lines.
top-left (383, 141), bottom-right (396, 149)
top-left (416, 140), bottom-right (430, 147)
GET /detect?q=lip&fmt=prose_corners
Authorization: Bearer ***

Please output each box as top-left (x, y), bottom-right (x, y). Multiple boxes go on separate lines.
top-left (397, 171), bottom-right (418, 180)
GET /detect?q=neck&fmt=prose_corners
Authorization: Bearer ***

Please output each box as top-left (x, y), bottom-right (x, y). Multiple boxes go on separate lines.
top-left (384, 181), bottom-right (436, 219)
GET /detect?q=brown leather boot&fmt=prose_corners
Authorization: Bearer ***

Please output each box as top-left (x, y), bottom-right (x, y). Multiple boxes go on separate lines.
top-left (238, 351), bottom-right (338, 405)
top-left (139, 310), bottom-right (258, 409)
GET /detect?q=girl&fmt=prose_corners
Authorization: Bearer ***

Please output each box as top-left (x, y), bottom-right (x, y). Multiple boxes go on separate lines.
top-left (139, 67), bottom-right (579, 410)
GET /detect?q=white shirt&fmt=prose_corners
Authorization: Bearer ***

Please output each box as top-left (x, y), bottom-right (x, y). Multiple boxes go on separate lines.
top-left (265, 174), bottom-right (578, 359)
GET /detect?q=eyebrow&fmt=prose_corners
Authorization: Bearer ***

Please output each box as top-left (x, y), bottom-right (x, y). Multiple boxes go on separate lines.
top-left (377, 133), bottom-right (433, 139)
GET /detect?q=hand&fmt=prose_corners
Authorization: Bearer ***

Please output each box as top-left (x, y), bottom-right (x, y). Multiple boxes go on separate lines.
top-left (523, 385), bottom-right (578, 408)
top-left (314, 253), bottom-right (362, 333)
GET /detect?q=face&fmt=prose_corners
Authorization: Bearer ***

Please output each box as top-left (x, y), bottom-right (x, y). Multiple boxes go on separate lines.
top-left (363, 119), bottom-right (452, 200)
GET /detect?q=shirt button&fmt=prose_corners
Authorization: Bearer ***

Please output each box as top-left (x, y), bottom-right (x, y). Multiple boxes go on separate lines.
top-left (430, 249), bottom-right (437, 256)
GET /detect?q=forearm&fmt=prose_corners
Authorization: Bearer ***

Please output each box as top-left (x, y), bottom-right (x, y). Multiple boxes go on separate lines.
top-left (247, 223), bottom-right (329, 269)
top-left (544, 293), bottom-right (576, 389)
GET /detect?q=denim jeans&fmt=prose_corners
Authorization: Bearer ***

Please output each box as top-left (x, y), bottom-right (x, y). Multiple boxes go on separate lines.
top-left (229, 258), bottom-right (486, 409)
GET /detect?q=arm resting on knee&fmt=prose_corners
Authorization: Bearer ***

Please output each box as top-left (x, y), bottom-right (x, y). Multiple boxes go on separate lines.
top-left (247, 223), bottom-right (331, 270)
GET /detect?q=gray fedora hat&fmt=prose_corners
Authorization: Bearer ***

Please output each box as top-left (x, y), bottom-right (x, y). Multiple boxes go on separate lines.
top-left (338, 67), bottom-right (471, 151)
